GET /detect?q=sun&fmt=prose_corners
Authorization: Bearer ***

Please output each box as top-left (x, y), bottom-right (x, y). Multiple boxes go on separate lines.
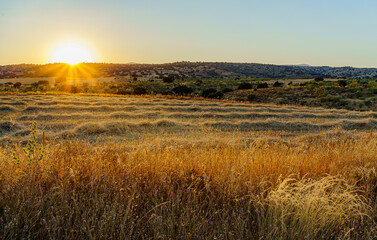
top-left (50, 41), bottom-right (95, 65)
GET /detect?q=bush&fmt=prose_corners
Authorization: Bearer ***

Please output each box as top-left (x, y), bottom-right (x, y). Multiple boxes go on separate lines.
top-left (337, 80), bottom-right (347, 87)
top-left (364, 100), bottom-right (372, 106)
top-left (162, 76), bottom-right (175, 83)
top-left (368, 88), bottom-right (377, 95)
top-left (349, 80), bottom-right (360, 89)
top-left (351, 90), bottom-right (363, 99)
top-left (37, 80), bottom-right (50, 86)
top-left (70, 85), bottom-right (82, 93)
top-left (54, 77), bottom-right (66, 85)
top-left (257, 82), bottom-right (268, 89)
top-left (238, 82), bottom-right (253, 90)
top-left (276, 99), bottom-right (287, 105)
top-left (13, 82), bottom-right (22, 88)
top-left (247, 93), bottom-right (256, 102)
top-left (207, 92), bottom-right (224, 99)
top-left (222, 87), bottom-right (233, 93)
top-left (172, 85), bottom-right (193, 95)
top-left (117, 89), bottom-right (132, 95)
top-left (367, 81), bottom-right (377, 88)
top-left (326, 95), bottom-right (341, 102)
top-left (273, 81), bottom-right (283, 87)
top-left (201, 88), bottom-right (217, 97)
top-left (314, 77), bottom-right (324, 82)
top-left (133, 87), bottom-right (147, 95)
top-left (339, 100), bottom-right (348, 106)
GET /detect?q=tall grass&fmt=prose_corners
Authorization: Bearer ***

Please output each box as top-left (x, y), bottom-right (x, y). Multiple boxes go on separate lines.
top-left (1, 129), bottom-right (376, 239)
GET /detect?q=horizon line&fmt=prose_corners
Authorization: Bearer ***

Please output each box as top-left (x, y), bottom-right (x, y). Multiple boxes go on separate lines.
top-left (0, 61), bottom-right (376, 69)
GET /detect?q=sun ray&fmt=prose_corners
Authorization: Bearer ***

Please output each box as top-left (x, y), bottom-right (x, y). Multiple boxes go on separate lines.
top-left (44, 41), bottom-right (99, 91)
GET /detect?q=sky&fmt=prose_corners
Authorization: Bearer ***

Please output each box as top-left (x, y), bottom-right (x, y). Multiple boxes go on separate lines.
top-left (1, 0), bottom-right (377, 67)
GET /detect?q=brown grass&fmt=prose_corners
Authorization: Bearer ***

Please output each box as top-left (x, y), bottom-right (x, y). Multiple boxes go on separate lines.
top-left (1, 93), bottom-right (377, 239)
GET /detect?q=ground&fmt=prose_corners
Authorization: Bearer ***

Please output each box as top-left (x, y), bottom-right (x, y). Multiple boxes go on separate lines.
top-left (0, 93), bottom-right (376, 239)
top-left (1, 77), bottom-right (376, 112)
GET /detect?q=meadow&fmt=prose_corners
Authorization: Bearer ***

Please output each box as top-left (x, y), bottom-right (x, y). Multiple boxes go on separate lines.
top-left (1, 92), bottom-right (377, 239)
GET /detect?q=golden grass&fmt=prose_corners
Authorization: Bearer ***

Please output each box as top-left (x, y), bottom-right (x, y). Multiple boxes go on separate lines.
top-left (1, 129), bottom-right (377, 239)
top-left (1, 93), bottom-right (377, 239)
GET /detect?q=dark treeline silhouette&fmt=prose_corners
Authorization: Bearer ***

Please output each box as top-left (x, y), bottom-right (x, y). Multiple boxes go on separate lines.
top-left (1, 62), bottom-right (377, 79)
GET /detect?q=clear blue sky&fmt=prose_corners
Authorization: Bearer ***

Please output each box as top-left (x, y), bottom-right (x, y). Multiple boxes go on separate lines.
top-left (1, 0), bottom-right (377, 67)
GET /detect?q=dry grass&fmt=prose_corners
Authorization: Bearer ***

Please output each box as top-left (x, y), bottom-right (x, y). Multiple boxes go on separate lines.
top-left (0, 93), bottom-right (377, 239)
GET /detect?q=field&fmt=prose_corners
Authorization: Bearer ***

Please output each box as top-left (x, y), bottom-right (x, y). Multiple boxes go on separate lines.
top-left (1, 93), bottom-right (377, 239)
top-left (2, 76), bottom-right (377, 112)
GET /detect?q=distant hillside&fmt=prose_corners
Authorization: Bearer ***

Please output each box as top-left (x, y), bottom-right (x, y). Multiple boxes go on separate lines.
top-left (1, 62), bottom-right (377, 79)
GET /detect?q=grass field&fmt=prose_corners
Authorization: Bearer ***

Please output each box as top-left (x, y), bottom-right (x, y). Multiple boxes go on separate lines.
top-left (2, 76), bottom-right (377, 112)
top-left (1, 93), bottom-right (377, 239)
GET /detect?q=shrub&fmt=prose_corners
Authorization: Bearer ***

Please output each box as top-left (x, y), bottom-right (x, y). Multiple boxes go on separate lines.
top-left (37, 80), bottom-right (50, 86)
top-left (276, 99), bottom-right (286, 105)
top-left (257, 82), bottom-right (268, 89)
top-left (201, 88), bottom-right (217, 97)
top-left (117, 89), bottom-right (132, 95)
top-left (349, 80), bottom-right (360, 89)
top-left (24, 86), bottom-right (33, 92)
top-left (368, 88), bottom-right (377, 95)
top-left (247, 93), bottom-right (256, 102)
top-left (349, 90), bottom-right (363, 99)
top-left (54, 77), bottom-right (66, 85)
top-left (222, 87), bottom-right (233, 93)
top-left (273, 81), bottom-right (283, 87)
top-left (172, 85), bottom-right (193, 95)
top-left (207, 92), bottom-right (224, 99)
top-left (12, 122), bottom-right (45, 165)
top-left (162, 76), bottom-right (175, 83)
top-left (133, 87), bottom-right (148, 95)
top-left (238, 82), bottom-right (253, 90)
top-left (326, 95), bottom-right (341, 102)
top-left (364, 100), bottom-right (372, 106)
top-left (13, 82), bottom-right (22, 88)
top-left (367, 81), bottom-right (377, 89)
top-left (314, 77), bottom-right (324, 82)
top-left (339, 100), bottom-right (348, 106)
top-left (338, 80), bottom-right (347, 87)
top-left (70, 85), bottom-right (82, 93)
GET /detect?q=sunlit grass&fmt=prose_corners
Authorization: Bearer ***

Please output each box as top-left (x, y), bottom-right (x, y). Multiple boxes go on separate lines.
top-left (1, 126), bottom-right (377, 239)
top-left (0, 93), bottom-right (377, 239)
